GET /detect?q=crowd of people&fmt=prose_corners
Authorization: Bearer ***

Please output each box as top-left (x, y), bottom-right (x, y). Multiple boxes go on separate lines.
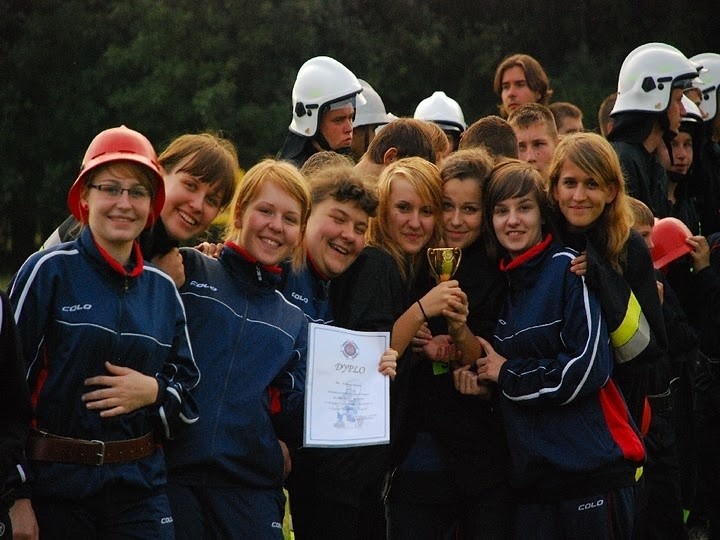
top-left (1, 42), bottom-right (720, 540)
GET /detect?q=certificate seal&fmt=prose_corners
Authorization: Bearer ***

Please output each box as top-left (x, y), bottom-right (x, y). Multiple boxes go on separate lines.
top-left (341, 340), bottom-right (359, 360)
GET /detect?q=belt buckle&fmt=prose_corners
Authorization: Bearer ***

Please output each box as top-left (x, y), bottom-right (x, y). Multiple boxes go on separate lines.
top-left (90, 440), bottom-right (106, 466)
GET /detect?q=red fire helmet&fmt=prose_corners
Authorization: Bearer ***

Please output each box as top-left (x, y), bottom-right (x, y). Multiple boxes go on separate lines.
top-left (67, 126), bottom-right (165, 228)
top-left (650, 217), bottom-right (693, 269)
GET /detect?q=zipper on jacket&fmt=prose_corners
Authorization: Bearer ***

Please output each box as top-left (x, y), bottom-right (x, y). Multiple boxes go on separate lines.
top-left (113, 278), bottom-right (127, 363)
top-left (256, 264), bottom-right (262, 282)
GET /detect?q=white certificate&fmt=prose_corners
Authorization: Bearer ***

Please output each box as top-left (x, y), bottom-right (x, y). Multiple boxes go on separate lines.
top-left (304, 323), bottom-right (390, 447)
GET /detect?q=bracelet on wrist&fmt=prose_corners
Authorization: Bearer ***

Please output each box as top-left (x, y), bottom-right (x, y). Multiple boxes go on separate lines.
top-left (417, 300), bottom-right (428, 321)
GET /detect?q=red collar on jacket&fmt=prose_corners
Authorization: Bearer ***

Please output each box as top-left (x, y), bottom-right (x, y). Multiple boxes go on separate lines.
top-left (499, 233), bottom-right (554, 272)
top-left (224, 242), bottom-right (283, 275)
top-left (92, 235), bottom-right (144, 278)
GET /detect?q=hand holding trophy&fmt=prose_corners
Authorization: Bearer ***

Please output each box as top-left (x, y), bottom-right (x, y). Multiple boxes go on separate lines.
top-left (427, 247), bottom-right (462, 283)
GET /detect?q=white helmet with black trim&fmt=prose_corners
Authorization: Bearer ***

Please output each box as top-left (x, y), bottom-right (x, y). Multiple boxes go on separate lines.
top-left (689, 53), bottom-right (720, 121)
top-left (414, 91), bottom-right (467, 132)
top-left (289, 56), bottom-right (366, 137)
top-left (353, 79), bottom-right (389, 128)
top-left (612, 43), bottom-right (699, 116)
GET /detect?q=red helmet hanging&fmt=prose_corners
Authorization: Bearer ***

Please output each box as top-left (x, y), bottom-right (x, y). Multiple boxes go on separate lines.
top-left (650, 217), bottom-right (693, 269)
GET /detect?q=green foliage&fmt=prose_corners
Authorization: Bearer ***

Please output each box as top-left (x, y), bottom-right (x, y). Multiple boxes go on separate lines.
top-left (1, 0), bottom-right (718, 272)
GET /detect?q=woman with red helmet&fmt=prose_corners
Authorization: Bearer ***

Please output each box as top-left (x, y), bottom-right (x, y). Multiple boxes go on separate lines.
top-left (8, 126), bottom-right (201, 539)
top-left (42, 131), bottom-right (239, 288)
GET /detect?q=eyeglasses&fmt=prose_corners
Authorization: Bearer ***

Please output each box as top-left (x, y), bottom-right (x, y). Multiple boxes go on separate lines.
top-left (88, 184), bottom-right (151, 200)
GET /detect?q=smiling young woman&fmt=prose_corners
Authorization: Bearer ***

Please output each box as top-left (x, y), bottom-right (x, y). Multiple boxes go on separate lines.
top-left (280, 163), bottom-right (402, 540)
top-left (163, 159), bottom-right (312, 538)
top-left (470, 158), bottom-right (643, 539)
top-left (547, 132), bottom-right (667, 431)
top-left (8, 126), bottom-right (200, 538)
top-left (387, 149), bottom-right (512, 539)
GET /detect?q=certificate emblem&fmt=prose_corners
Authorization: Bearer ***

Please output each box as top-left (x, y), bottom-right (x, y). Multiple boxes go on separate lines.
top-left (342, 340), bottom-right (359, 359)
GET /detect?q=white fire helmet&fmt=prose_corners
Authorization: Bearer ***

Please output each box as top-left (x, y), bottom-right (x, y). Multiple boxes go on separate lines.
top-left (690, 53), bottom-right (720, 121)
top-left (612, 43), bottom-right (699, 116)
top-left (353, 79), bottom-right (389, 128)
top-left (414, 91), bottom-right (467, 132)
top-left (289, 56), bottom-right (366, 137)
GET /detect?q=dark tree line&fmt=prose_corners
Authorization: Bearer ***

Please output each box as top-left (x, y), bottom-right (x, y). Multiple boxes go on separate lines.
top-left (1, 0), bottom-right (718, 272)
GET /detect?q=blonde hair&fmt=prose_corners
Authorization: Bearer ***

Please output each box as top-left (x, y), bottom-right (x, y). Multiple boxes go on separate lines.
top-left (367, 157), bottom-right (443, 283)
top-left (547, 132), bottom-right (633, 271)
top-left (224, 159), bottom-right (312, 266)
top-left (627, 197), bottom-right (655, 227)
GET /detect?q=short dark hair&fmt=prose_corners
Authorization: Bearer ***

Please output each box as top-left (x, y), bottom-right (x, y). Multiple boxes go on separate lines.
top-left (483, 159), bottom-right (552, 261)
top-left (598, 92), bottom-right (618, 137)
top-left (367, 118), bottom-right (435, 164)
top-left (159, 133), bottom-right (239, 210)
top-left (508, 103), bottom-right (558, 140)
top-left (549, 102), bottom-right (583, 124)
top-left (300, 151), bottom-right (353, 177)
top-left (440, 148), bottom-right (494, 185)
top-left (460, 115), bottom-right (519, 159)
top-left (308, 164), bottom-right (378, 217)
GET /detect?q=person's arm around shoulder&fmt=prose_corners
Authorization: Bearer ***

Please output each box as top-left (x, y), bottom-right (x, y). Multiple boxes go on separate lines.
top-left (150, 280), bottom-right (201, 439)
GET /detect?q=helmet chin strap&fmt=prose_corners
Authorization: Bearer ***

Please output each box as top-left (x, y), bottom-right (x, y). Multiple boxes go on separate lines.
top-left (313, 130), bottom-right (352, 155)
top-left (660, 112), bottom-right (677, 166)
top-left (313, 130), bottom-right (334, 151)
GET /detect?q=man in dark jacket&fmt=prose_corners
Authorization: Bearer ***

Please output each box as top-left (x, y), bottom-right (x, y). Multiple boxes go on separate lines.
top-left (277, 56), bottom-right (365, 168)
top-left (608, 43), bottom-right (699, 217)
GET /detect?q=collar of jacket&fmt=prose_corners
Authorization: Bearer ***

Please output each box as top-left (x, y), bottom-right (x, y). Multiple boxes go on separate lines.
top-left (79, 227), bottom-right (144, 279)
top-left (222, 241), bottom-right (283, 287)
top-left (500, 233), bottom-right (554, 272)
top-left (138, 217), bottom-right (179, 259)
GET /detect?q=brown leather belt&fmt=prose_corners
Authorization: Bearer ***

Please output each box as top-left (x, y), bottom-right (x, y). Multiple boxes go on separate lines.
top-left (27, 429), bottom-right (157, 466)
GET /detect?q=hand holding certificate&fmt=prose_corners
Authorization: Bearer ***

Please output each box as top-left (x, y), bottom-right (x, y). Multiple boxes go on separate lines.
top-left (304, 323), bottom-right (391, 447)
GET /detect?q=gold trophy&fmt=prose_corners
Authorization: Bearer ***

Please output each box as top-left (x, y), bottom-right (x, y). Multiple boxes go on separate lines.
top-left (426, 247), bottom-right (462, 375)
top-left (427, 247), bottom-right (462, 283)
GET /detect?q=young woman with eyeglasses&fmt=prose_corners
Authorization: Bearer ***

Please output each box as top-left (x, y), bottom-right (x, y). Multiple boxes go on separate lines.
top-left (8, 126), bottom-right (200, 538)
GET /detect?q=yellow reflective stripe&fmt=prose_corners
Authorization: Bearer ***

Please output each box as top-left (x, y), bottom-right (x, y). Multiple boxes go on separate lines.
top-left (635, 466), bottom-right (644, 481)
top-left (610, 292), bottom-right (642, 348)
top-left (613, 311), bottom-right (651, 364)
